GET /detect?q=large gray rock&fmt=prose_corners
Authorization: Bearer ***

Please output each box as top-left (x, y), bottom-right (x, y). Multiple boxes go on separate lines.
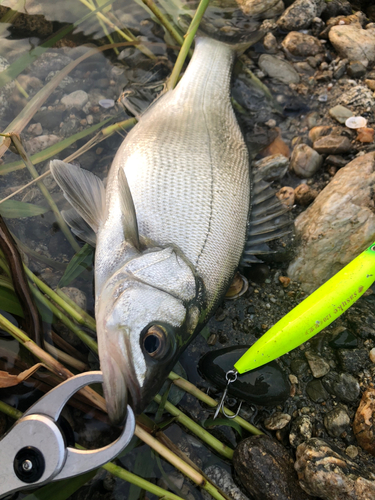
top-left (258, 54), bottom-right (300, 84)
top-left (329, 24), bottom-right (375, 67)
top-left (282, 31), bottom-right (323, 57)
top-left (290, 144), bottom-right (323, 178)
top-left (288, 153), bottom-right (375, 292)
top-left (295, 438), bottom-right (375, 499)
top-left (277, 0), bottom-right (324, 31)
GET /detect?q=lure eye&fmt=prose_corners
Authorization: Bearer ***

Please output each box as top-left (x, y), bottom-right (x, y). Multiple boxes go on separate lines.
top-left (142, 325), bottom-right (168, 359)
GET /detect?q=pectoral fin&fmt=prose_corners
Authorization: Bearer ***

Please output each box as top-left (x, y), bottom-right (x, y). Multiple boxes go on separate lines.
top-left (118, 168), bottom-right (140, 250)
top-left (50, 160), bottom-right (106, 233)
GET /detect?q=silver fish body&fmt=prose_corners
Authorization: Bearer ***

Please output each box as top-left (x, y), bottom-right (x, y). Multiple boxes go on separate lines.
top-left (51, 37), bottom-right (251, 422)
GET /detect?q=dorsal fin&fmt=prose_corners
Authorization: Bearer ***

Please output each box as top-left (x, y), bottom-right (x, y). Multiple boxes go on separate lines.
top-left (118, 168), bottom-right (140, 250)
top-left (241, 172), bottom-right (293, 267)
top-left (50, 160), bottom-right (106, 232)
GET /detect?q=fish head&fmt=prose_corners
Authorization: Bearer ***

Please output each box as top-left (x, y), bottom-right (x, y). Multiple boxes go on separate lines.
top-left (96, 247), bottom-right (201, 423)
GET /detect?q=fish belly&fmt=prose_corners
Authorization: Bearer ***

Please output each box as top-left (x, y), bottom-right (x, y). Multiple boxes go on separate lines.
top-left (102, 38), bottom-right (250, 310)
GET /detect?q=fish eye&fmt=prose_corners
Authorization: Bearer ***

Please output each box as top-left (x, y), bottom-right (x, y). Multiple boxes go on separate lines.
top-left (142, 325), bottom-right (169, 359)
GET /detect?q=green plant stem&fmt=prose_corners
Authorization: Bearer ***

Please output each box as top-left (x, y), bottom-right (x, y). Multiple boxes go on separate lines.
top-left (24, 265), bottom-right (96, 331)
top-left (56, 288), bottom-right (96, 331)
top-left (168, 371), bottom-right (262, 435)
top-left (141, 0), bottom-right (184, 46)
top-left (167, 0), bottom-right (211, 90)
top-left (78, 0), bottom-right (155, 59)
top-left (30, 285), bottom-right (99, 354)
top-left (0, 400), bottom-right (22, 419)
top-left (9, 134), bottom-right (80, 253)
top-left (102, 461), bottom-right (184, 500)
top-left (154, 394), bottom-right (233, 460)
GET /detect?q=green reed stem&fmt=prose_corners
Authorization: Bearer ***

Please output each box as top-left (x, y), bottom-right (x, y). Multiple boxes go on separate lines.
top-left (0, 400), bottom-right (22, 420)
top-left (141, 0), bottom-right (184, 46)
top-left (30, 285), bottom-right (99, 354)
top-left (9, 135), bottom-right (80, 253)
top-left (168, 371), bottom-right (262, 435)
top-left (167, 0), bottom-right (211, 90)
top-left (154, 394), bottom-right (234, 460)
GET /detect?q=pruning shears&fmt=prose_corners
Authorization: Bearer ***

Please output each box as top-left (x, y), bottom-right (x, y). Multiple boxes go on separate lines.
top-left (215, 242), bottom-right (375, 418)
top-left (0, 371), bottom-right (135, 498)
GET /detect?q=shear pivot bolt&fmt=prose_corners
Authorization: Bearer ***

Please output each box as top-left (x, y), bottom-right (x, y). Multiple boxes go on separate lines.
top-left (22, 460), bottom-right (33, 471)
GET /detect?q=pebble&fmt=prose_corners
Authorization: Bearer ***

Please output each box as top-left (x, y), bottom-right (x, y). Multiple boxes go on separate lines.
top-left (308, 125), bottom-right (332, 143)
top-left (282, 31), bottom-right (323, 57)
top-left (353, 387), bottom-right (375, 456)
top-left (346, 445), bottom-right (359, 459)
top-left (328, 105), bottom-right (353, 124)
top-left (34, 107), bottom-right (64, 130)
top-left (329, 24), bottom-right (375, 67)
top-left (324, 405), bottom-right (350, 437)
top-left (258, 55), bottom-right (300, 85)
top-left (24, 134), bottom-right (61, 155)
top-left (31, 52), bottom-right (72, 80)
top-left (328, 326), bottom-right (358, 349)
top-left (253, 154), bottom-right (289, 181)
top-left (294, 184), bottom-right (318, 206)
top-left (276, 186), bottom-right (295, 207)
top-left (306, 379), bottom-right (329, 402)
top-left (263, 32), bottom-right (278, 52)
top-left (264, 412), bottom-right (291, 430)
top-left (337, 349), bottom-right (369, 374)
top-left (235, 0), bottom-right (281, 16)
top-left (305, 351), bottom-right (330, 378)
top-left (370, 348), bottom-right (375, 363)
top-left (356, 127), bottom-right (375, 143)
top-left (347, 61), bottom-right (367, 78)
top-left (323, 371), bottom-right (360, 403)
top-left (277, 0), bottom-right (324, 31)
top-left (27, 122), bottom-right (43, 136)
top-left (289, 415), bottom-right (312, 448)
top-left (60, 286), bottom-right (87, 311)
top-left (295, 438), bottom-right (375, 499)
top-left (313, 135), bottom-right (352, 154)
top-left (325, 155), bottom-right (347, 168)
top-left (203, 465), bottom-right (249, 500)
top-left (61, 90), bottom-right (89, 110)
top-left (233, 435), bottom-right (311, 500)
top-left (290, 144), bottom-right (322, 178)
top-left (365, 79), bottom-right (375, 91)
top-left (291, 358), bottom-right (310, 378)
top-left (279, 276), bottom-right (291, 287)
top-left (341, 85), bottom-right (375, 108)
top-left (245, 263), bottom-right (270, 284)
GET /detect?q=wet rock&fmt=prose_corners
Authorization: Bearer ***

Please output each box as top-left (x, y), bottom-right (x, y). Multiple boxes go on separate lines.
top-left (245, 263), bottom-right (270, 284)
top-left (321, 0), bottom-right (351, 21)
top-left (264, 412), bottom-right (291, 430)
top-left (253, 154), bottom-right (289, 181)
top-left (346, 445), bottom-right (359, 459)
top-left (294, 62), bottom-right (315, 75)
top-left (289, 416), bottom-right (313, 448)
top-left (34, 108), bottom-right (64, 130)
top-left (235, 0), bottom-right (280, 16)
top-left (340, 85), bottom-right (375, 108)
top-left (328, 105), bottom-right (353, 124)
top-left (263, 32), bottom-right (278, 53)
top-left (279, 276), bottom-right (291, 287)
top-left (198, 346), bottom-right (290, 406)
top-left (347, 61), bottom-right (367, 79)
top-left (313, 135), bottom-right (352, 155)
top-left (28, 122), bottom-right (43, 136)
top-left (365, 79), bottom-right (375, 91)
top-left (357, 128), bottom-right (375, 144)
top-left (258, 55), bottom-right (300, 84)
top-left (24, 134), bottom-right (61, 155)
top-left (287, 153), bottom-right (375, 292)
top-left (277, 0), bottom-right (324, 31)
top-left (329, 24), bottom-right (375, 68)
top-left (60, 117), bottom-right (79, 137)
top-left (370, 348), bottom-right (375, 363)
top-left (328, 327), bottom-right (358, 349)
top-left (323, 371), bottom-right (360, 403)
top-left (276, 186), bottom-right (295, 207)
top-left (31, 52), bottom-right (72, 80)
top-left (291, 358), bottom-right (309, 378)
top-left (325, 155), bottom-right (347, 168)
top-left (204, 465), bottom-right (249, 500)
top-left (61, 90), bottom-right (89, 110)
top-left (305, 351), bottom-right (330, 378)
top-left (337, 349), bottom-right (368, 374)
top-left (282, 31), bottom-right (323, 57)
top-left (60, 287), bottom-right (87, 311)
top-left (324, 406), bottom-right (350, 437)
top-left (308, 125), bottom-right (332, 143)
top-left (234, 435), bottom-right (311, 500)
top-left (295, 438), bottom-right (375, 499)
top-left (294, 184), bottom-right (318, 206)
top-left (306, 379), bottom-right (329, 402)
top-left (353, 387), bottom-right (375, 456)
top-left (290, 144), bottom-right (322, 178)
top-left (333, 59), bottom-right (347, 80)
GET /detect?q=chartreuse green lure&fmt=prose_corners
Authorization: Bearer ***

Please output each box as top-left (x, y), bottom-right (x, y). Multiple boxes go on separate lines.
top-left (234, 242), bottom-right (375, 375)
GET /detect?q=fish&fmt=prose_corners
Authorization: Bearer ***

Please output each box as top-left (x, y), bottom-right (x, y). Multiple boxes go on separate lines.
top-left (50, 37), bottom-right (290, 423)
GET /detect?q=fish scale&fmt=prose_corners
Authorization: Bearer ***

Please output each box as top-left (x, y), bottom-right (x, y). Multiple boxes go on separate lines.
top-left (103, 37), bottom-right (250, 310)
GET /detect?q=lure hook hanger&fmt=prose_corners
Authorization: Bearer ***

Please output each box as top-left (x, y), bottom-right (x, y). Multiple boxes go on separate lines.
top-left (213, 369), bottom-right (242, 420)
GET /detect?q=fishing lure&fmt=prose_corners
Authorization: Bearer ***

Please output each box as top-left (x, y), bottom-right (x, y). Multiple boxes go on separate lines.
top-left (214, 242), bottom-right (375, 418)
